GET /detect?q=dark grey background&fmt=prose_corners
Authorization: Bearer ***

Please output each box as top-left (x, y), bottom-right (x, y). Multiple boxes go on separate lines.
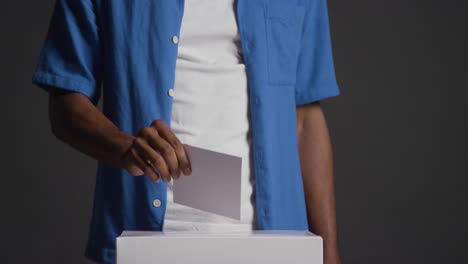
top-left (3, 0), bottom-right (467, 263)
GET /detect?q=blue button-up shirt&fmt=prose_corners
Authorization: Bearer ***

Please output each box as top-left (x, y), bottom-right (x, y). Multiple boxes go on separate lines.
top-left (32, 0), bottom-right (340, 263)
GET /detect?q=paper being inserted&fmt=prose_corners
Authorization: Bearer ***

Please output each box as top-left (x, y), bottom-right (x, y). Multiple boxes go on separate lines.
top-left (171, 144), bottom-right (242, 220)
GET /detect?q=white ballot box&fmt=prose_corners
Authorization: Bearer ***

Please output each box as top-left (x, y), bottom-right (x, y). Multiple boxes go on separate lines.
top-left (116, 230), bottom-right (323, 264)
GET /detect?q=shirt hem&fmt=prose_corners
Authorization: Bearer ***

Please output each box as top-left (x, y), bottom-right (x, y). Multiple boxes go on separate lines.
top-left (31, 71), bottom-right (100, 105)
top-left (295, 84), bottom-right (341, 106)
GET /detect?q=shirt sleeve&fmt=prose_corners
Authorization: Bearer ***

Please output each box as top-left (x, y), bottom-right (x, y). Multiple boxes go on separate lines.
top-left (31, 0), bottom-right (102, 105)
top-left (294, 0), bottom-right (340, 106)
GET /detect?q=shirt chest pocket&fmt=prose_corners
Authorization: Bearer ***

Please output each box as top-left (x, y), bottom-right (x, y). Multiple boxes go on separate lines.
top-left (264, 3), bottom-right (306, 86)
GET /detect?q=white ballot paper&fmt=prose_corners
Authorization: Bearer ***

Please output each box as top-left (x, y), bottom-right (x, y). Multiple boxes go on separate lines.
top-left (171, 144), bottom-right (242, 220)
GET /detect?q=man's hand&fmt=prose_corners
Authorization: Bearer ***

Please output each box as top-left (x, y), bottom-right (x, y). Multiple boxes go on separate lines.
top-left (48, 90), bottom-right (191, 183)
top-left (120, 119), bottom-right (192, 183)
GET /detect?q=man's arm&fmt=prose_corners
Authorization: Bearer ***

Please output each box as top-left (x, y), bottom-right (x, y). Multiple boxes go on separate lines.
top-left (32, 1), bottom-right (190, 182)
top-left (48, 88), bottom-right (136, 170)
top-left (47, 88), bottom-right (191, 182)
top-left (296, 102), bottom-right (340, 263)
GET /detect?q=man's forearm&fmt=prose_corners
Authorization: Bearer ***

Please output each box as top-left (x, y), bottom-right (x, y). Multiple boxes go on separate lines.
top-left (296, 102), bottom-right (339, 258)
top-left (48, 89), bottom-right (134, 168)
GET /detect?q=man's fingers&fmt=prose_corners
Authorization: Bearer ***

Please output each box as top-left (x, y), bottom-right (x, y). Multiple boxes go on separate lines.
top-left (126, 164), bottom-right (144, 177)
top-left (151, 120), bottom-right (192, 176)
top-left (132, 137), bottom-right (172, 182)
top-left (130, 147), bottom-right (161, 182)
top-left (179, 144), bottom-right (192, 176)
top-left (121, 145), bottom-right (144, 176)
top-left (142, 124), bottom-right (181, 179)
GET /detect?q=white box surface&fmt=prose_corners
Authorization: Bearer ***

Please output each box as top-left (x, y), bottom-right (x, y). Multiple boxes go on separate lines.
top-left (117, 230), bottom-right (323, 264)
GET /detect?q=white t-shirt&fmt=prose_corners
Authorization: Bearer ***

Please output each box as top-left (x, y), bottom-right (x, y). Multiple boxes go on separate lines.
top-left (163, 0), bottom-right (257, 232)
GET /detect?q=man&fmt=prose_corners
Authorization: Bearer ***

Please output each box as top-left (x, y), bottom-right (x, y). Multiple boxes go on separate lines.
top-left (32, 0), bottom-right (341, 263)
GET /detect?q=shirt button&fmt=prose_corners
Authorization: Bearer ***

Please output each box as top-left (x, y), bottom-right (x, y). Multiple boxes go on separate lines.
top-left (171, 35), bottom-right (179, 44)
top-left (168, 88), bottom-right (175, 97)
top-left (152, 199), bottom-right (161, 208)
